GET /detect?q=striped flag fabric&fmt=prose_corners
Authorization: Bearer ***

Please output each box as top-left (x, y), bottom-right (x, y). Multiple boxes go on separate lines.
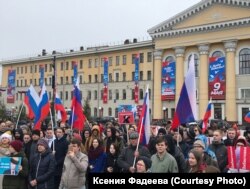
top-left (55, 92), bottom-right (67, 123)
top-left (171, 54), bottom-right (197, 130)
top-left (137, 85), bottom-right (150, 145)
top-left (245, 112), bottom-right (250, 123)
top-left (69, 78), bottom-right (86, 131)
top-left (24, 84), bottom-right (40, 119)
top-left (202, 98), bottom-right (212, 133)
top-left (34, 84), bottom-right (50, 130)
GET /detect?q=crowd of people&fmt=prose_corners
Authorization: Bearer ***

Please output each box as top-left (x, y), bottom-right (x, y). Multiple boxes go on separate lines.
top-left (0, 119), bottom-right (249, 189)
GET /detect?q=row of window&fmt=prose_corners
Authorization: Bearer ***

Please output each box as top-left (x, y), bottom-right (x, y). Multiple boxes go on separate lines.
top-left (15, 52), bottom-right (153, 75)
top-left (15, 71), bottom-right (152, 87)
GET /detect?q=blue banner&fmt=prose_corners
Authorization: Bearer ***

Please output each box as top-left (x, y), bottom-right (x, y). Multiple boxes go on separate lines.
top-left (73, 61), bottom-right (78, 85)
top-left (134, 55), bottom-right (139, 84)
top-left (39, 65), bottom-right (44, 88)
top-left (0, 157), bottom-right (22, 175)
top-left (208, 57), bottom-right (225, 100)
top-left (103, 58), bottom-right (109, 103)
top-left (161, 61), bottom-right (176, 100)
top-left (7, 69), bottom-right (16, 103)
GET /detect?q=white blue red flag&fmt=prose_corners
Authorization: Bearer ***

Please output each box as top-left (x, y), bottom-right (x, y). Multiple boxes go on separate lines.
top-left (202, 99), bottom-right (212, 133)
top-left (171, 54), bottom-right (197, 129)
top-left (69, 78), bottom-right (86, 131)
top-left (245, 112), bottom-right (250, 123)
top-left (24, 84), bottom-right (40, 119)
top-left (137, 85), bottom-right (150, 145)
top-left (34, 84), bottom-right (50, 130)
top-left (55, 92), bottom-right (67, 123)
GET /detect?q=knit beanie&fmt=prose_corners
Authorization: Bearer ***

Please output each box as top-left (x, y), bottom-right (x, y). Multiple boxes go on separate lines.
top-left (37, 138), bottom-right (49, 149)
top-left (0, 131), bottom-right (12, 142)
top-left (10, 140), bottom-right (23, 152)
top-left (137, 156), bottom-right (152, 170)
top-left (32, 129), bottom-right (40, 137)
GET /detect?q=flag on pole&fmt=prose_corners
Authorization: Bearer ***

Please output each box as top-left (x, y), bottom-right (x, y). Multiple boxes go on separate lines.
top-left (244, 112), bottom-right (250, 123)
top-left (202, 98), bottom-right (212, 133)
top-left (24, 84), bottom-right (40, 119)
top-left (137, 85), bottom-right (150, 145)
top-left (55, 92), bottom-right (67, 123)
top-left (69, 78), bottom-right (86, 131)
top-left (171, 54), bottom-right (197, 130)
top-left (34, 84), bottom-right (50, 130)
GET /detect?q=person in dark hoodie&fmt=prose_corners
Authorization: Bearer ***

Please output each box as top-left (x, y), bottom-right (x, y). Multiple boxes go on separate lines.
top-left (148, 128), bottom-right (166, 155)
top-left (29, 138), bottom-right (55, 189)
top-left (13, 128), bottom-right (24, 142)
top-left (224, 127), bottom-right (238, 146)
top-left (3, 140), bottom-right (29, 189)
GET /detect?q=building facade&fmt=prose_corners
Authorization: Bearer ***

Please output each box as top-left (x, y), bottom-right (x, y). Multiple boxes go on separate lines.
top-left (1, 0), bottom-right (250, 125)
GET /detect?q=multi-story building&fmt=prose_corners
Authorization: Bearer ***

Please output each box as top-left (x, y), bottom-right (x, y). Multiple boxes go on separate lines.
top-left (1, 0), bottom-right (250, 125)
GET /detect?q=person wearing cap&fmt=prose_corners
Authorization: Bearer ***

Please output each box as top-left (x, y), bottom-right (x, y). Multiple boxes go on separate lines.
top-left (136, 156), bottom-right (152, 173)
top-left (29, 129), bottom-right (41, 162)
top-left (29, 138), bottom-right (56, 189)
top-left (117, 131), bottom-right (151, 173)
top-left (191, 140), bottom-right (219, 169)
top-left (3, 140), bottom-right (29, 189)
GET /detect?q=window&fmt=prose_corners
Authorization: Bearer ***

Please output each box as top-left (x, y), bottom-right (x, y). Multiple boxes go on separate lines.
top-left (49, 77), bottom-right (52, 85)
top-left (66, 62), bottom-right (69, 70)
top-left (109, 73), bottom-right (112, 82)
top-left (21, 67), bottom-right (23, 74)
top-left (44, 78), bottom-right (47, 85)
top-left (122, 72), bottom-right (126, 81)
top-left (66, 76), bottom-right (69, 84)
top-left (109, 57), bottom-right (112, 66)
top-left (116, 56), bottom-right (120, 66)
top-left (108, 108), bottom-right (112, 116)
top-left (132, 72), bottom-right (135, 81)
top-left (80, 60), bottom-right (83, 69)
top-left (16, 93), bottom-right (18, 100)
top-left (24, 66), bottom-right (27, 73)
top-left (132, 54), bottom-right (137, 64)
top-left (80, 75), bottom-right (83, 84)
top-left (94, 90), bottom-right (98, 100)
top-left (131, 89), bottom-right (135, 100)
top-left (115, 73), bottom-right (119, 82)
top-left (147, 71), bottom-right (151, 80)
top-left (241, 88), bottom-right (250, 99)
top-left (49, 92), bottom-right (52, 100)
top-left (109, 90), bottom-right (112, 100)
top-left (60, 91), bottom-right (63, 100)
top-left (35, 65), bottom-right (37, 73)
top-left (140, 71), bottom-right (143, 81)
top-left (149, 89), bottom-right (151, 100)
top-left (115, 89), bottom-right (119, 100)
top-left (89, 75), bottom-right (92, 83)
top-left (88, 91), bottom-right (91, 100)
top-left (49, 64), bottom-right (52, 72)
top-left (122, 55), bottom-right (126, 65)
top-left (101, 74), bottom-right (103, 83)
top-left (17, 80), bottom-right (19, 87)
top-left (188, 54), bottom-right (199, 77)
top-left (94, 108), bottom-right (98, 117)
top-left (214, 104), bottom-right (222, 119)
top-left (65, 91), bottom-right (68, 100)
top-left (17, 67), bottom-right (19, 74)
top-left (30, 65), bottom-right (33, 73)
top-left (45, 64), bottom-right (47, 72)
top-left (140, 53), bottom-right (144, 63)
top-left (140, 89), bottom-right (143, 99)
top-left (34, 79), bottom-right (37, 86)
top-left (101, 90), bottom-right (103, 100)
top-left (71, 76), bottom-right (74, 84)
top-left (239, 48), bottom-right (250, 75)
top-left (95, 58), bottom-right (98, 67)
top-left (122, 89), bottom-right (126, 99)
top-left (147, 52), bottom-right (152, 62)
top-left (95, 74), bottom-right (98, 82)
top-left (88, 59), bottom-right (92, 68)
top-left (61, 62), bottom-right (64, 70)
top-left (115, 108), bottom-right (118, 118)
top-left (30, 79), bottom-right (32, 85)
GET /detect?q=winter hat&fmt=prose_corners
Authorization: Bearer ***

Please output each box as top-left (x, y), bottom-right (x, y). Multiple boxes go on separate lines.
top-left (193, 140), bottom-right (205, 149)
top-left (10, 140), bottom-right (23, 152)
top-left (32, 129), bottom-right (40, 137)
top-left (0, 131), bottom-right (12, 142)
top-left (129, 131), bottom-right (139, 139)
top-left (37, 138), bottom-right (49, 149)
top-left (157, 128), bottom-right (167, 136)
top-left (137, 156), bottom-right (152, 170)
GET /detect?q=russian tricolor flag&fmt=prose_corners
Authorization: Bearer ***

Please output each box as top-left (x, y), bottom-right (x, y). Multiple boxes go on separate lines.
top-left (202, 99), bottom-right (212, 133)
top-left (69, 78), bottom-right (86, 131)
top-left (171, 54), bottom-right (197, 129)
top-left (34, 84), bottom-right (50, 130)
top-left (55, 92), bottom-right (67, 123)
top-left (24, 84), bottom-right (40, 119)
top-left (245, 112), bottom-right (250, 123)
top-left (137, 85), bottom-right (150, 145)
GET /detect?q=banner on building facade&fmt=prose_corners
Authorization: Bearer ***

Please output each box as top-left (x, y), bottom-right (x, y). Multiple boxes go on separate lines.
top-left (7, 69), bottom-right (16, 103)
top-left (208, 57), bottom-right (226, 100)
top-left (73, 61), bottom-right (78, 85)
top-left (103, 58), bottom-right (108, 104)
top-left (39, 65), bottom-right (44, 88)
top-left (161, 61), bottom-right (176, 100)
top-left (134, 54), bottom-right (139, 103)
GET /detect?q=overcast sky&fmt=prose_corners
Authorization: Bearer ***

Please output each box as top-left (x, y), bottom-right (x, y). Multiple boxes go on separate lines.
top-left (0, 0), bottom-right (201, 60)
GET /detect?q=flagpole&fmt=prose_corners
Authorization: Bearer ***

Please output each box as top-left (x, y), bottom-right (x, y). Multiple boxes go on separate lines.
top-left (15, 102), bottom-right (24, 130)
top-left (132, 116), bottom-right (144, 168)
top-left (49, 108), bottom-right (55, 153)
